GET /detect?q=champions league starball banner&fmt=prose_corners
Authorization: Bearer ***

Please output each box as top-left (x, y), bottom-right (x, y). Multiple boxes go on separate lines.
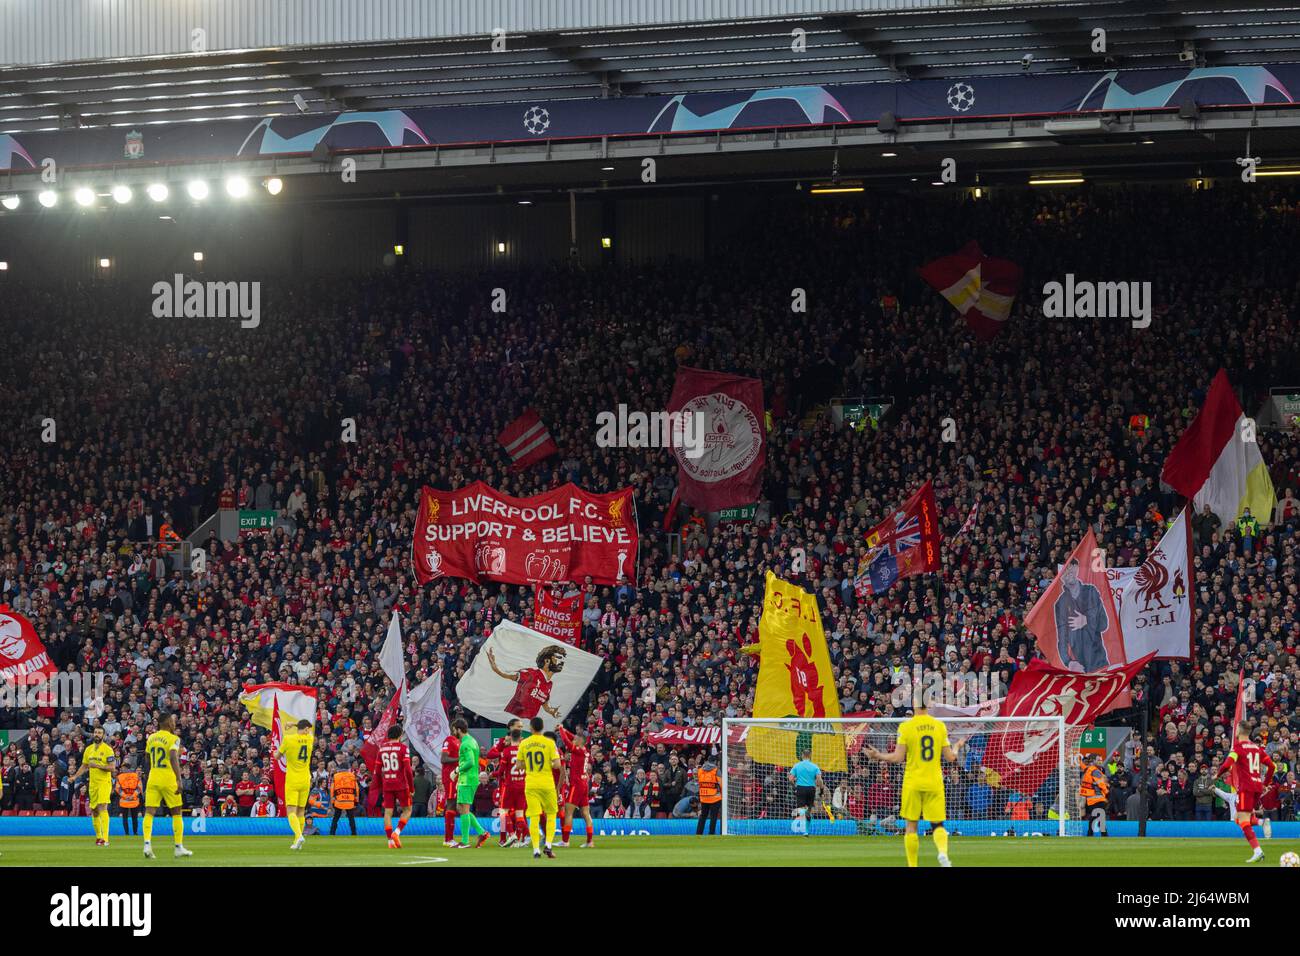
top-left (411, 482), bottom-right (638, 587)
top-left (5, 66), bottom-right (1300, 174)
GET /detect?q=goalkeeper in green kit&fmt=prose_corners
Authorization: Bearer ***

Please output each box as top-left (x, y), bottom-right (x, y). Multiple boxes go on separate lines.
top-left (452, 718), bottom-right (489, 848)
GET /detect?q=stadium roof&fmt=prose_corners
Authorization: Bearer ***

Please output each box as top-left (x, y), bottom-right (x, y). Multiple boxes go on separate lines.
top-left (4, 1), bottom-right (1300, 134)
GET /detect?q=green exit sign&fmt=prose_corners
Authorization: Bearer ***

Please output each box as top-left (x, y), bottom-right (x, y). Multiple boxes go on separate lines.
top-left (1078, 728), bottom-right (1105, 750)
top-left (716, 504), bottom-right (758, 523)
top-left (238, 510), bottom-right (278, 530)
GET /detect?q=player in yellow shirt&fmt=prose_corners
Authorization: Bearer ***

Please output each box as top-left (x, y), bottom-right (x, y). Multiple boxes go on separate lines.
top-left (865, 699), bottom-right (963, 868)
top-left (142, 712), bottom-right (193, 859)
top-left (278, 718), bottom-right (315, 850)
top-left (71, 726), bottom-right (117, 847)
top-left (514, 716), bottom-right (561, 859)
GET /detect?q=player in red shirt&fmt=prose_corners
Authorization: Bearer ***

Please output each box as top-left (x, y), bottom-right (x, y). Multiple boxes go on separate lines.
top-left (485, 718), bottom-right (526, 846)
top-left (560, 726), bottom-right (595, 848)
top-left (488, 645), bottom-right (565, 720)
top-left (376, 725), bottom-right (414, 849)
top-left (440, 730), bottom-right (461, 848)
top-left (1215, 723), bottom-right (1275, 862)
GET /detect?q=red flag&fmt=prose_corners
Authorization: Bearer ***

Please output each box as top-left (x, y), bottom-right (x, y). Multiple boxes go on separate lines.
top-left (984, 653), bottom-right (1154, 796)
top-left (269, 698), bottom-right (286, 817)
top-left (0, 604), bottom-right (58, 684)
top-left (663, 487), bottom-right (682, 533)
top-left (919, 241), bottom-right (1022, 341)
top-left (497, 408), bottom-right (558, 471)
top-left (1232, 667), bottom-right (1247, 730)
top-left (666, 366), bottom-right (766, 512)
top-left (1227, 668), bottom-right (1248, 790)
top-left (1025, 528), bottom-right (1127, 674)
top-left (853, 481), bottom-right (941, 598)
top-left (362, 686), bottom-right (403, 774)
top-left (532, 586), bottom-right (584, 646)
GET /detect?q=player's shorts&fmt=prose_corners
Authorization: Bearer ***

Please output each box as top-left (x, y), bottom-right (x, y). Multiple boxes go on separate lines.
top-left (900, 785), bottom-right (946, 823)
top-left (88, 780), bottom-right (112, 807)
top-left (502, 786), bottom-right (527, 813)
top-left (284, 779), bottom-right (311, 808)
top-left (796, 785), bottom-right (817, 810)
top-left (456, 783), bottom-right (479, 806)
top-left (1235, 790), bottom-right (1258, 814)
top-left (525, 785), bottom-right (559, 817)
top-left (382, 788), bottom-right (411, 810)
top-left (144, 780), bottom-right (182, 810)
top-left (565, 782), bottom-right (590, 809)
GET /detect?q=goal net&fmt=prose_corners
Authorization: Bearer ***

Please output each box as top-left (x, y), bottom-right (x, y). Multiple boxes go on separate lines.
top-left (721, 716), bottom-right (1085, 837)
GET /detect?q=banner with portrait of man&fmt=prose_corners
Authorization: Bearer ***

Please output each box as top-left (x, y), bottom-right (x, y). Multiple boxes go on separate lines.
top-left (1027, 528), bottom-right (1127, 674)
top-left (455, 620), bottom-right (602, 731)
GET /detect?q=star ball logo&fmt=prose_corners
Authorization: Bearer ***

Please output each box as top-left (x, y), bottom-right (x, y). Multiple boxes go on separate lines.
top-left (946, 82), bottom-right (976, 112)
top-left (523, 105), bottom-right (550, 135)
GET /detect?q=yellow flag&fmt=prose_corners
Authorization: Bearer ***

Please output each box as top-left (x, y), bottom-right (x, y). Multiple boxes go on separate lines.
top-left (746, 572), bottom-right (846, 771)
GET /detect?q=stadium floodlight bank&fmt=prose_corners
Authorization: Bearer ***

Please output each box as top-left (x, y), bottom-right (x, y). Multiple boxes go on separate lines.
top-left (722, 717), bottom-right (1080, 838)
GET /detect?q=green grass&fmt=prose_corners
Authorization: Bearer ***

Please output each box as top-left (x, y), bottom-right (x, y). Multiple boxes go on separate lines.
top-left (0, 835), bottom-right (1294, 867)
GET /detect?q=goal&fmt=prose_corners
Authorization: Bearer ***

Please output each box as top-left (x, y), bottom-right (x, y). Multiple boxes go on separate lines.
top-left (721, 716), bottom-right (1084, 837)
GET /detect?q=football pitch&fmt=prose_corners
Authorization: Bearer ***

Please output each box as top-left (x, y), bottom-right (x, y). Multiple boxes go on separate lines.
top-left (0, 835), bottom-right (1293, 867)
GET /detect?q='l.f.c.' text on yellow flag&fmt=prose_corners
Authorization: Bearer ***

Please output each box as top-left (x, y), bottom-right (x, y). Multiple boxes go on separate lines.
top-left (744, 571), bottom-right (846, 771)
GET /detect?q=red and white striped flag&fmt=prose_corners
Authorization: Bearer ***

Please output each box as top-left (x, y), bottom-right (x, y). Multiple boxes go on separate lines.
top-left (958, 499), bottom-right (980, 537)
top-left (497, 408), bottom-right (558, 471)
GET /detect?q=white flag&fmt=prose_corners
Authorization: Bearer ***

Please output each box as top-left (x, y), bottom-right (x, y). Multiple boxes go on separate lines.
top-left (1107, 506), bottom-right (1194, 660)
top-left (456, 619), bottom-right (602, 730)
top-left (405, 669), bottom-right (451, 768)
top-left (380, 612), bottom-right (407, 694)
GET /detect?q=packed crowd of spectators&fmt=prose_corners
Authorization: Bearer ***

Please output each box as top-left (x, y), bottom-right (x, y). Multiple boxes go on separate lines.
top-left (1, 183), bottom-right (1297, 827)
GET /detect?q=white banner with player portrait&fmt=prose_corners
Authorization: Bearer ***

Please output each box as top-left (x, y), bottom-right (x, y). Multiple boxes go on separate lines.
top-left (455, 620), bottom-right (602, 731)
top-left (1106, 506), bottom-right (1194, 660)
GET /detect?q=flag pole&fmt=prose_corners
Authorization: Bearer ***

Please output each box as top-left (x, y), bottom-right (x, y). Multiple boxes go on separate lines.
top-left (1137, 669), bottom-right (1150, 838)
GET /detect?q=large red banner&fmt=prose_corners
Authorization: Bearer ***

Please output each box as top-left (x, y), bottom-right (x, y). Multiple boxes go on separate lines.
top-left (412, 482), bottom-right (638, 586)
top-left (666, 366), bottom-right (766, 512)
top-left (983, 653), bottom-right (1153, 797)
top-left (532, 587), bottom-right (584, 646)
top-left (0, 604), bottom-right (57, 684)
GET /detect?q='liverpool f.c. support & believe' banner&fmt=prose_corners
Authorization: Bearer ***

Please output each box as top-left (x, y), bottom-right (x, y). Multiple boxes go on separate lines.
top-left (412, 482), bottom-right (637, 587)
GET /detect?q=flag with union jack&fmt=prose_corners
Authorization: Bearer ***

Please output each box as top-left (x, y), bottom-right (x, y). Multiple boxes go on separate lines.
top-left (854, 480), bottom-right (941, 598)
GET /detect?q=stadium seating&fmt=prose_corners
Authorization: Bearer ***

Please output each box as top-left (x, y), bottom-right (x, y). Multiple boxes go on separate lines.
top-left (0, 185), bottom-right (1297, 823)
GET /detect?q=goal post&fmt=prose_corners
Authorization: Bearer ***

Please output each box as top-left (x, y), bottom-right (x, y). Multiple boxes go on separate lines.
top-left (721, 716), bottom-right (1082, 837)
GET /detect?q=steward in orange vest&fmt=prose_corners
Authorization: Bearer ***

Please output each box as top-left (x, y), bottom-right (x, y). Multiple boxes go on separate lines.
top-left (1080, 754), bottom-right (1110, 837)
top-left (695, 760), bottom-right (723, 836)
top-left (330, 767), bottom-right (359, 836)
top-left (116, 768), bottom-right (143, 836)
